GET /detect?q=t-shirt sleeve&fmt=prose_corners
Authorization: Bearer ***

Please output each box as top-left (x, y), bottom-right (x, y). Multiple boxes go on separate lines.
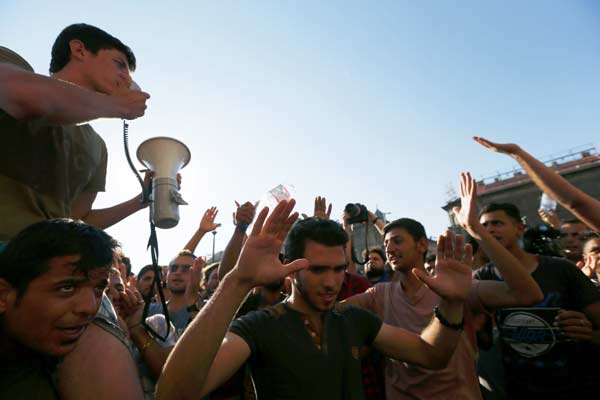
top-left (345, 286), bottom-right (378, 313)
top-left (84, 139), bottom-right (107, 193)
top-left (347, 306), bottom-right (383, 345)
top-left (229, 309), bottom-right (270, 355)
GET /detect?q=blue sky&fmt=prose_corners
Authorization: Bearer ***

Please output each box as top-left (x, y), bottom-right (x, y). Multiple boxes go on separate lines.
top-left (2, 1), bottom-right (599, 271)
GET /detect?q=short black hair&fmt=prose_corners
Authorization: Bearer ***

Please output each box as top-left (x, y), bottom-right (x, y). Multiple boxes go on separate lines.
top-left (383, 218), bottom-right (427, 242)
top-left (50, 23), bottom-right (136, 73)
top-left (137, 264), bottom-right (155, 281)
top-left (479, 203), bottom-right (522, 224)
top-left (0, 219), bottom-right (118, 298)
top-left (284, 218), bottom-right (348, 262)
top-left (361, 246), bottom-right (387, 262)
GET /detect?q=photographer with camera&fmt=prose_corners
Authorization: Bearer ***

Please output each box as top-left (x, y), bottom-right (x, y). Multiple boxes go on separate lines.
top-left (342, 203), bottom-right (386, 275)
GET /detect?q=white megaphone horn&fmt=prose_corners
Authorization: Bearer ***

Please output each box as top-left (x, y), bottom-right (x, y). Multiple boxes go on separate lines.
top-left (137, 137), bottom-right (191, 229)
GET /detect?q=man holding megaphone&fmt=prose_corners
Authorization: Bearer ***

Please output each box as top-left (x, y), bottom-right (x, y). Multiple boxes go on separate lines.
top-left (0, 23), bottom-right (151, 242)
top-left (0, 23), bottom-right (154, 400)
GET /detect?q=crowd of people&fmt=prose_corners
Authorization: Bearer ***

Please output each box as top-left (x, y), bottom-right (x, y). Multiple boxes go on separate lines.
top-left (1, 23), bottom-right (600, 400)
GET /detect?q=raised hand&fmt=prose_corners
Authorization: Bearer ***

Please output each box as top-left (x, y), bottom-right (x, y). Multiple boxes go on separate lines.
top-left (199, 207), bottom-right (221, 233)
top-left (232, 199), bottom-right (308, 288)
top-left (119, 288), bottom-right (145, 330)
top-left (233, 201), bottom-right (258, 226)
top-left (452, 172), bottom-right (483, 238)
top-left (538, 208), bottom-right (560, 228)
top-left (302, 196), bottom-right (332, 220)
top-left (473, 136), bottom-right (521, 156)
top-left (412, 230), bottom-right (473, 303)
top-left (185, 256), bottom-right (206, 304)
top-left (576, 254), bottom-right (599, 278)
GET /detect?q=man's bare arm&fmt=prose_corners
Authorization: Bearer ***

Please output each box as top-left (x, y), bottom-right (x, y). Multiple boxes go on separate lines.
top-left (218, 201), bottom-right (256, 279)
top-left (0, 63), bottom-right (149, 125)
top-left (475, 136), bottom-right (600, 231)
top-left (156, 200), bottom-right (308, 400)
top-left (71, 191), bottom-right (146, 229)
top-left (453, 172), bottom-right (544, 308)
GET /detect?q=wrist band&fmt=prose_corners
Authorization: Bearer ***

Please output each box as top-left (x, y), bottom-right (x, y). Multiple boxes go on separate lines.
top-left (236, 223), bottom-right (249, 233)
top-left (434, 305), bottom-right (464, 330)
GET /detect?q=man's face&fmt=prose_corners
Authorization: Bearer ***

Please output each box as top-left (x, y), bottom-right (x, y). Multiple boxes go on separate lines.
top-left (583, 238), bottom-right (600, 257)
top-left (293, 240), bottom-right (347, 312)
top-left (366, 251), bottom-right (385, 272)
top-left (479, 210), bottom-right (522, 250)
top-left (106, 270), bottom-right (126, 316)
top-left (560, 223), bottom-right (587, 261)
top-left (137, 270), bottom-right (155, 298)
top-left (82, 47), bottom-right (132, 95)
top-left (206, 269), bottom-right (220, 292)
top-left (166, 255), bottom-right (194, 295)
top-left (0, 255), bottom-right (109, 356)
top-left (384, 228), bottom-right (426, 272)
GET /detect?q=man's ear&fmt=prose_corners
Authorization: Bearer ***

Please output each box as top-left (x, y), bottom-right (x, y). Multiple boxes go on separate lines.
top-left (417, 237), bottom-right (429, 257)
top-left (68, 39), bottom-right (87, 62)
top-left (516, 223), bottom-right (526, 239)
top-left (0, 278), bottom-right (16, 313)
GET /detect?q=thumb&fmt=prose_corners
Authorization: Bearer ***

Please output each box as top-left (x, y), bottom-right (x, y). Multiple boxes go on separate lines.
top-left (412, 268), bottom-right (434, 287)
top-left (576, 260), bottom-right (584, 269)
top-left (282, 258), bottom-right (309, 276)
top-left (301, 213), bottom-right (309, 219)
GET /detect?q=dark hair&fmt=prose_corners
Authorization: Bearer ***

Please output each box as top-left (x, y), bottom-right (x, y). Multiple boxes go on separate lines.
top-left (383, 218), bottom-right (428, 261)
top-left (121, 255), bottom-right (132, 277)
top-left (361, 246), bottom-right (387, 263)
top-left (169, 249), bottom-right (196, 266)
top-left (284, 218), bottom-right (348, 262)
top-left (479, 203), bottom-right (522, 224)
top-left (383, 218), bottom-right (427, 242)
top-left (0, 219), bottom-right (117, 297)
top-left (50, 23), bottom-right (136, 73)
top-left (137, 264), bottom-right (155, 281)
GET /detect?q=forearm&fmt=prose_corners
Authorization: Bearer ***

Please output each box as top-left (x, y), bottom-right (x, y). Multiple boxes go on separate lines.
top-left (130, 325), bottom-right (171, 380)
top-left (218, 228), bottom-right (246, 279)
top-left (0, 65), bottom-right (121, 124)
top-left (183, 229), bottom-right (208, 254)
top-left (80, 195), bottom-right (145, 229)
top-left (156, 273), bottom-right (252, 400)
top-left (344, 226), bottom-right (358, 274)
top-left (472, 227), bottom-right (543, 304)
top-left (419, 300), bottom-right (464, 369)
top-left (512, 148), bottom-right (600, 231)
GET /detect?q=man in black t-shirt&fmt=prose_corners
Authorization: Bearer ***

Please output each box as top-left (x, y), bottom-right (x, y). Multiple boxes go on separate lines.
top-left (157, 200), bottom-right (475, 400)
top-left (473, 202), bottom-right (600, 398)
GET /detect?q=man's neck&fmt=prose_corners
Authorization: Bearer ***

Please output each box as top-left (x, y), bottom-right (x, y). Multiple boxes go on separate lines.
top-left (396, 263), bottom-right (425, 296)
top-left (167, 292), bottom-right (187, 311)
top-left (287, 291), bottom-right (324, 326)
top-left (51, 67), bottom-right (89, 91)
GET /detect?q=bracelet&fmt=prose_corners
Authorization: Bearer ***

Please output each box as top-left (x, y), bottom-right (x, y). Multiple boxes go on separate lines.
top-left (236, 223), bottom-right (249, 233)
top-left (434, 305), bottom-right (464, 331)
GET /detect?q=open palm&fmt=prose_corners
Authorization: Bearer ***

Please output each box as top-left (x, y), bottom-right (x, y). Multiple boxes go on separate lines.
top-left (413, 231), bottom-right (473, 302)
top-left (235, 200), bottom-right (308, 287)
top-left (452, 172), bottom-right (482, 238)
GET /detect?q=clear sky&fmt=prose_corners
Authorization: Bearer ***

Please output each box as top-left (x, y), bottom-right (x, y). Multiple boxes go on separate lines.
top-left (2, 1), bottom-right (599, 272)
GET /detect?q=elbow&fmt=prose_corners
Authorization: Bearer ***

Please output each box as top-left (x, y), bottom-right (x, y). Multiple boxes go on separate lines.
top-left (516, 289), bottom-right (544, 306)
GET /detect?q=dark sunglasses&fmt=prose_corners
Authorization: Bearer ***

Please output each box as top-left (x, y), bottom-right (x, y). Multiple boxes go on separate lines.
top-left (169, 264), bottom-right (192, 273)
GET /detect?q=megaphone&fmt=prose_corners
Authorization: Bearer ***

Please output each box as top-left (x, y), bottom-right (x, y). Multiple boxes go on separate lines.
top-left (137, 137), bottom-right (191, 229)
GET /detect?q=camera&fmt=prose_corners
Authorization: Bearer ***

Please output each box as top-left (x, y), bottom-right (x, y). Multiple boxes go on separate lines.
top-left (344, 203), bottom-right (369, 224)
top-left (523, 223), bottom-right (562, 257)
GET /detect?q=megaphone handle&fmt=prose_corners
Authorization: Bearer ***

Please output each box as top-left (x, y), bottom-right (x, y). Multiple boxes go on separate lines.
top-left (122, 120), bottom-right (148, 202)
